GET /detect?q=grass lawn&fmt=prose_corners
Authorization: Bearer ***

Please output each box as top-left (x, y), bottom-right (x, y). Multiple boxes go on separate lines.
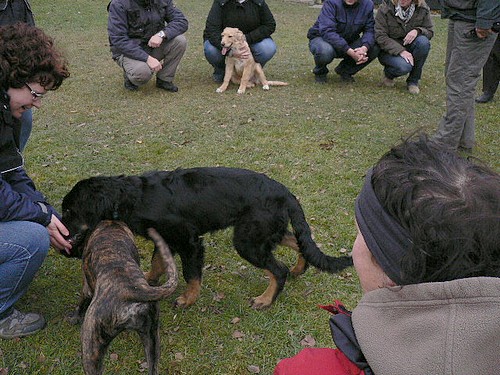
top-left (0, 1), bottom-right (498, 374)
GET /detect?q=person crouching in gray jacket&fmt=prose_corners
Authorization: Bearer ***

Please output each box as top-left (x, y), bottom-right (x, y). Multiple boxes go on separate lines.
top-left (107, 0), bottom-right (188, 92)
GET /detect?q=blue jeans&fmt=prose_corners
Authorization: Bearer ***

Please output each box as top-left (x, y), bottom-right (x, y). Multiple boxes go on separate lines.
top-left (0, 221), bottom-right (50, 320)
top-left (19, 109), bottom-right (33, 152)
top-left (378, 35), bottom-right (431, 85)
top-left (204, 38), bottom-right (277, 78)
top-left (309, 36), bottom-right (379, 76)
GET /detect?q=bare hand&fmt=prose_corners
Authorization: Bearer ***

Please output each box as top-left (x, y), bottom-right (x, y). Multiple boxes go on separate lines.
top-left (148, 34), bottom-right (163, 48)
top-left (47, 214), bottom-right (72, 255)
top-left (403, 29), bottom-right (418, 45)
top-left (475, 28), bottom-right (491, 39)
top-left (399, 50), bottom-right (414, 66)
top-left (147, 56), bottom-right (162, 72)
top-left (349, 47), bottom-right (369, 65)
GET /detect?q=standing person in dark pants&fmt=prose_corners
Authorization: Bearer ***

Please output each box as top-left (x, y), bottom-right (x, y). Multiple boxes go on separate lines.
top-left (0, 0), bottom-right (35, 151)
top-left (307, 0), bottom-right (379, 84)
top-left (203, 0), bottom-right (277, 83)
top-left (476, 35), bottom-right (500, 103)
top-left (433, 0), bottom-right (500, 151)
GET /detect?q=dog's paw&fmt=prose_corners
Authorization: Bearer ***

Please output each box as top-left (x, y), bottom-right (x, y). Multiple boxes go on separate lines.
top-left (174, 295), bottom-right (194, 309)
top-left (216, 87), bottom-right (225, 93)
top-left (249, 296), bottom-right (273, 310)
top-left (66, 310), bottom-right (83, 325)
top-left (237, 89), bottom-right (246, 94)
top-left (262, 84), bottom-right (270, 91)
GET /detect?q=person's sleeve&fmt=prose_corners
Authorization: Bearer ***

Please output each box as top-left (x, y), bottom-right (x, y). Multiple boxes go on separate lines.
top-left (163, 0), bottom-right (188, 40)
top-left (107, 0), bottom-right (149, 62)
top-left (318, 1), bottom-right (350, 53)
top-left (245, 2), bottom-right (276, 45)
top-left (374, 6), bottom-right (405, 55)
top-left (0, 168), bottom-right (55, 226)
top-left (204, 1), bottom-right (224, 49)
top-left (475, 0), bottom-right (500, 29)
top-left (360, 2), bottom-right (375, 50)
top-left (414, 8), bottom-right (434, 40)
top-left (274, 348), bottom-right (365, 375)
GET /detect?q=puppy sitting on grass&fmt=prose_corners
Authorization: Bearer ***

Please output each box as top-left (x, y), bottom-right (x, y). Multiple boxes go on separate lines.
top-left (216, 27), bottom-right (288, 94)
top-left (69, 220), bottom-right (178, 375)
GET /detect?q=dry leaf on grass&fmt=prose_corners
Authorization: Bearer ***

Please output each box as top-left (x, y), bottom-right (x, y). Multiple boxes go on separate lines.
top-left (232, 330), bottom-right (245, 340)
top-left (300, 334), bottom-right (316, 347)
top-left (174, 352), bottom-right (184, 361)
top-left (248, 364), bottom-right (260, 373)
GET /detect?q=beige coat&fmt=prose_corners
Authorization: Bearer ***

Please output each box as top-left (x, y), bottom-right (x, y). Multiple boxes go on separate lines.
top-left (352, 277), bottom-right (500, 375)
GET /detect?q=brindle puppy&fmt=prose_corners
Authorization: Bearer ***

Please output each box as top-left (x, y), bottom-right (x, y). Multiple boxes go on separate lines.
top-left (71, 220), bottom-right (177, 375)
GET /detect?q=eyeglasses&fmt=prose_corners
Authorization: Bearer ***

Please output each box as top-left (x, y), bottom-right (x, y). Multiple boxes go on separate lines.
top-left (25, 82), bottom-right (45, 101)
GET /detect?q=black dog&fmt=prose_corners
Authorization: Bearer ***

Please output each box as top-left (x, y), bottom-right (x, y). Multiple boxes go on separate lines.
top-left (62, 167), bottom-right (352, 309)
top-left (71, 221), bottom-right (178, 375)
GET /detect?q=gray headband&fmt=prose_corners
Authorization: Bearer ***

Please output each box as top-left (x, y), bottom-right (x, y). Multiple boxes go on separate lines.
top-left (354, 168), bottom-right (412, 285)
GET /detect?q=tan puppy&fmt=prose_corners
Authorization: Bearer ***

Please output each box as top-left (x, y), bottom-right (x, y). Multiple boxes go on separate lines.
top-left (216, 27), bottom-right (288, 94)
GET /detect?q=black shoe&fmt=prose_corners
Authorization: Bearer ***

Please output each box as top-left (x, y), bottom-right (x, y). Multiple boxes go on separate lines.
top-left (335, 68), bottom-right (354, 83)
top-left (156, 78), bottom-right (178, 92)
top-left (124, 74), bottom-right (138, 91)
top-left (458, 146), bottom-right (473, 155)
top-left (475, 92), bottom-right (494, 103)
top-left (315, 74), bottom-right (327, 84)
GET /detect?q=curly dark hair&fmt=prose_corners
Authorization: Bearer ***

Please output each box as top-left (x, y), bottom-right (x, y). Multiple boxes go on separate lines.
top-left (0, 22), bottom-right (69, 91)
top-left (372, 135), bottom-right (500, 283)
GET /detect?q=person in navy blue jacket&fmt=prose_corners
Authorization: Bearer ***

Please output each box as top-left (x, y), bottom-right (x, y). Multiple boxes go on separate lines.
top-left (0, 23), bottom-right (71, 339)
top-left (307, 0), bottom-right (379, 84)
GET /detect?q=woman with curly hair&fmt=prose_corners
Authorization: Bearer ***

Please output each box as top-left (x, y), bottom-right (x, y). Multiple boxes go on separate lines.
top-left (275, 135), bottom-right (500, 374)
top-left (0, 0), bottom-right (36, 151)
top-left (0, 22), bottom-right (71, 339)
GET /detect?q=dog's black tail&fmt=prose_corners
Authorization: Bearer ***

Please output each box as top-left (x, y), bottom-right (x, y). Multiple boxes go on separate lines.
top-left (287, 194), bottom-right (353, 273)
top-left (130, 228), bottom-right (178, 302)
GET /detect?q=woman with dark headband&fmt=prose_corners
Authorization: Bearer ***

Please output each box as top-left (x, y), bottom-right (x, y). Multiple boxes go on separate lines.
top-left (275, 135), bottom-right (500, 375)
top-left (0, 23), bottom-right (71, 339)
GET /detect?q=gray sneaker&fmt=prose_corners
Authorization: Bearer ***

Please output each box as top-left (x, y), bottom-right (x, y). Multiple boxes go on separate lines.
top-left (0, 309), bottom-right (46, 339)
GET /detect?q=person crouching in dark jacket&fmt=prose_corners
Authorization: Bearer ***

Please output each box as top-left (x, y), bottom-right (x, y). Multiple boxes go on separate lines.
top-left (203, 0), bottom-right (277, 83)
top-left (107, 0), bottom-right (188, 92)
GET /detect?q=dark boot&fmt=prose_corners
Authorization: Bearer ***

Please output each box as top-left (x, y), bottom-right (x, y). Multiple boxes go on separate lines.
top-left (124, 73), bottom-right (138, 91)
top-left (156, 78), bottom-right (178, 92)
top-left (475, 92), bottom-right (494, 103)
top-left (334, 67), bottom-right (354, 83)
top-left (314, 74), bottom-right (327, 84)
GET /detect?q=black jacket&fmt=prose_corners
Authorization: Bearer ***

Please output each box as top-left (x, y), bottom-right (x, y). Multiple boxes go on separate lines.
top-left (203, 0), bottom-right (276, 49)
top-left (0, 0), bottom-right (35, 26)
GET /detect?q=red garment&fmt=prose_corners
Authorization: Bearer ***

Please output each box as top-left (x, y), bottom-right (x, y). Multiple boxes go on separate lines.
top-left (274, 348), bottom-right (365, 375)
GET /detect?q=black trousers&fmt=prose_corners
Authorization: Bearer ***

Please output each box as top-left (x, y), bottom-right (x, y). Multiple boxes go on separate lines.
top-left (482, 35), bottom-right (500, 95)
